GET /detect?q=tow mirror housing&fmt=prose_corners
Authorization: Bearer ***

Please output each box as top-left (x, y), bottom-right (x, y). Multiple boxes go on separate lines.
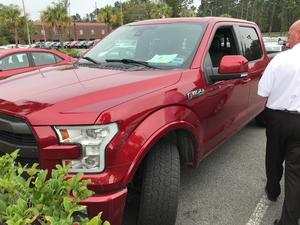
top-left (219, 55), bottom-right (248, 74)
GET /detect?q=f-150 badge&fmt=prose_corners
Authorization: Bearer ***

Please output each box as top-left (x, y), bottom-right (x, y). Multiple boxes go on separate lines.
top-left (187, 88), bottom-right (205, 100)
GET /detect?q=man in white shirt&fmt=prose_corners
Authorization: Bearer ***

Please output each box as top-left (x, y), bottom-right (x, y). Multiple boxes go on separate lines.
top-left (258, 20), bottom-right (300, 225)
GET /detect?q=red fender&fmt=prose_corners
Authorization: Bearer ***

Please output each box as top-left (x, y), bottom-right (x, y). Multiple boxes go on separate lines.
top-left (120, 105), bottom-right (203, 186)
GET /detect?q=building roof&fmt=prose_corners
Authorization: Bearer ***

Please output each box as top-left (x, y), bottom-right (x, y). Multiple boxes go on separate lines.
top-left (33, 21), bottom-right (106, 26)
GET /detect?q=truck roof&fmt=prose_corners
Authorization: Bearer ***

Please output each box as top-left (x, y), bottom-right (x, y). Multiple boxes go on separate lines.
top-left (128, 17), bottom-right (257, 26)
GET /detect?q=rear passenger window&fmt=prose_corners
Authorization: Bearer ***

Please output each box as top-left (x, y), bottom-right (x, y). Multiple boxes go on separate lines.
top-left (32, 52), bottom-right (62, 66)
top-left (239, 27), bottom-right (262, 61)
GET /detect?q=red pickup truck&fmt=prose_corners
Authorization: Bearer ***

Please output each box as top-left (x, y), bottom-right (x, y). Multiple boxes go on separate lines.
top-left (0, 17), bottom-right (270, 225)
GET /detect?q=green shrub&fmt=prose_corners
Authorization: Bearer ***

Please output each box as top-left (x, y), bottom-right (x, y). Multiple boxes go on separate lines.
top-left (0, 150), bottom-right (110, 225)
top-left (58, 49), bottom-right (81, 58)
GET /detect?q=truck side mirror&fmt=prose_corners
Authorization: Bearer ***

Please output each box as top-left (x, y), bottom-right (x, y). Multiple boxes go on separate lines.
top-left (210, 55), bottom-right (248, 82)
top-left (219, 55), bottom-right (248, 74)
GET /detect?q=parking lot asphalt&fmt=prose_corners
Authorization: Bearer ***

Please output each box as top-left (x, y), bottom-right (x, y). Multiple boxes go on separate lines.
top-left (123, 120), bottom-right (284, 225)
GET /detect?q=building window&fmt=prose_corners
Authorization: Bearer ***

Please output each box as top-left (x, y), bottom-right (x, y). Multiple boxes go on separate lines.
top-left (41, 29), bottom-right (45, 35)
top-left (53, 28), bottom-right (58, 35)
top-left (53, 27), bottom-right (62, 36)
top-left (80, 29), bottom-right (84, 35)
top-left (101, 29), bottom-right (105, 35)
top-left (91, 29), bottom-right (95, 35)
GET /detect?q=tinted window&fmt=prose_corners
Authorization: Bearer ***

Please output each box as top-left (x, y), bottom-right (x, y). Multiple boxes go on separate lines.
top-left (0, 53), bottom-right (29, 71)
top-left (32, 52), bottom-right (59, 66)
top-left (239, 26), bottom-right (262, 61)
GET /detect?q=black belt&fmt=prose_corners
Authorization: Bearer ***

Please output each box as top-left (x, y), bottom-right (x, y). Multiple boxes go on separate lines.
top-left (283, 110), bottom-right (300, 115)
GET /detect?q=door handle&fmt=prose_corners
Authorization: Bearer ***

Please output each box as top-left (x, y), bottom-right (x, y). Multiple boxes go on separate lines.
top-left (240, 72), bottom-right (248, 78)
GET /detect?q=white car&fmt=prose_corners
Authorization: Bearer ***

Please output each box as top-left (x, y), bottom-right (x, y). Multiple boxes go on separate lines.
top-left (265, 43), bottom-right (287, 53)
top-left (0, 44), bottom-right (30, 49)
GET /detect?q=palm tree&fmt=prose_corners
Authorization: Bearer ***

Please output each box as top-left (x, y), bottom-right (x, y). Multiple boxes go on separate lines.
top-left (41, 1), bottom-right (70, 48)
top-left (149, 3), bottom-right (172, 18)
top-left (97, 6), bottom-right (121, 28)
top-left (97, 6), bottom-right (113, 24)
top-left (0, 6), bottom-right (25, 47)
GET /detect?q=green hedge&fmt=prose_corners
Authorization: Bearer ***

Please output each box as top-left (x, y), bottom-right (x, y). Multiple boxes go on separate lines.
top-left (0, 150), bottom-right (110, 225)
top-left (58, 49), bottom-right (81, 58)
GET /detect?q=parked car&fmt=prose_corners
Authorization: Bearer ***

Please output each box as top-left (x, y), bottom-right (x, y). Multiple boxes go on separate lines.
top-left (55, 42), bottom-right (63, 49)
top-left (43, 41), bottom-right (53, 49)
top-left (0, 17), bottom-right (275, 225)
top-left (69, 40), bottom-right (79, 48)
top-left (0, 48), bottom-right (76, 78)
top-left (63, 41), bottom-right (71, 48)
top-left (263, 36), bottom-right (287, 54)
top-left (265, 43), bottom-right (287, 53)
top-left (75, 40), bottom-right (87, 48)
top-left (0, 44), bottom-right (16, 49)
top-left (33, 42), bottom-right (47, 48)
top-left (84, 40), bottom-right (95, 49)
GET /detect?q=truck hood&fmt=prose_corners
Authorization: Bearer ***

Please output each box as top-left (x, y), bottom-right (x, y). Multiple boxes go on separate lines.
top-left (0, 64), bottom-right (181, 125)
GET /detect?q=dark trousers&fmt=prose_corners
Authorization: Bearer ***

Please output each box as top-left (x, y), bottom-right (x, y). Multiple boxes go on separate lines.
top-left (265, 108), bottom-right (300, 225)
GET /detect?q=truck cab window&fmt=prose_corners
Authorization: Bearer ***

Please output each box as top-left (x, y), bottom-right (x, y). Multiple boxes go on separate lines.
top-left (204, 26), bottom-right (238, 83)
top-left (239, 26), bottom-right (263, 61)
top-left (208, 27), bottom-right (238, 67)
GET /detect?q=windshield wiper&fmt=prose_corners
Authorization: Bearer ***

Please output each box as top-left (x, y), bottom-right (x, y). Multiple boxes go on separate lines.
top-left (81, 56), bottom-right (99, 65)
top-left (105, 58), bottom-right (158, 69)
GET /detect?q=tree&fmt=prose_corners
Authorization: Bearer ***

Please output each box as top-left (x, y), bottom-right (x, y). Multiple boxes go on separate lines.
top-left (165, 0), bottom-right (194, 17)
top-left (41, 1), bottom-right (70, 48)
top-left (149, 3), bottom-right (172, 18)
top-left (220, 13), bottom-right (232, 17)
top-left (268, 0), bottom-right (278, 35)
top-left (179, 8), bottom-right (196, 17)
top-left (72, 13), bottom-right (82, 22)
top-left (122, 1), bottom-right (149, 24)
top-left (0, 5), bottom-right (26, 47)
top-left (195, 0), bottom-right (298, 33)
top-left (97, 5), bottom-right (122, 28)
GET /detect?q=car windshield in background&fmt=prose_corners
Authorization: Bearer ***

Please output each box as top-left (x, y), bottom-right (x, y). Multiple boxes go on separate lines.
top-left (83, 22), bottom-right (207, 69)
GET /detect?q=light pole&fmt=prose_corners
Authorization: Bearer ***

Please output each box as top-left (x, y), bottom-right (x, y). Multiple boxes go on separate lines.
top-left (21, 0), bottom-right (31, 45)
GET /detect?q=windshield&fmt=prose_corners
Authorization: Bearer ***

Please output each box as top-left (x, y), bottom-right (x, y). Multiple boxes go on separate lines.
top-left (83, 22), bottom-right (207, 69)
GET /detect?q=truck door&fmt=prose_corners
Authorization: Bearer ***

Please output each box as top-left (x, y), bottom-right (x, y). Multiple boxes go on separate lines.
top-left (199, 25), bottom-right (251, 154)
top-left (238, 26), bottom-right (268, 116)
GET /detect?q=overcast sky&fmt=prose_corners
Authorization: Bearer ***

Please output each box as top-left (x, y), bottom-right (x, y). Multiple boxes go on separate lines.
top-left (2, 0), bottom-right (202, 20)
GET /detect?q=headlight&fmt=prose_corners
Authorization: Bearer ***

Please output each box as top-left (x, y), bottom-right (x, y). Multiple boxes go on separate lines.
top-left (54, 123), bottom-right (118, 173)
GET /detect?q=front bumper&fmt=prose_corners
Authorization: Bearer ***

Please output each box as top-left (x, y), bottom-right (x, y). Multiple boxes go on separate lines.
top-left (0, 114), bottom-right (129, 225)
top-left (82, 187), bottom-right (127, 225)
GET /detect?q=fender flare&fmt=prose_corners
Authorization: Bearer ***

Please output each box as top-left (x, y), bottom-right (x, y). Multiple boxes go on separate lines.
top-left (120, 105), bottom-right (203, 186)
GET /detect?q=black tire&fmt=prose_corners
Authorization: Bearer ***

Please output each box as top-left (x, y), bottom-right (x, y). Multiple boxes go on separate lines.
top-left (137, 142), bottom-right (180, 225)
top-left (255, 110), bottom-right (266, 127)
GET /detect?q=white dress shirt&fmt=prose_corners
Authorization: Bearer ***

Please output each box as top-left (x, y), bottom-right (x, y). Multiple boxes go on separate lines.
top-left (258, 43), bottom-right (300, 112)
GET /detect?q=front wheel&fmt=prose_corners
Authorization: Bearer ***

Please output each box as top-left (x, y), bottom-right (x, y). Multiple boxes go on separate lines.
top-left (137, 142), bottom-right (180, 225)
